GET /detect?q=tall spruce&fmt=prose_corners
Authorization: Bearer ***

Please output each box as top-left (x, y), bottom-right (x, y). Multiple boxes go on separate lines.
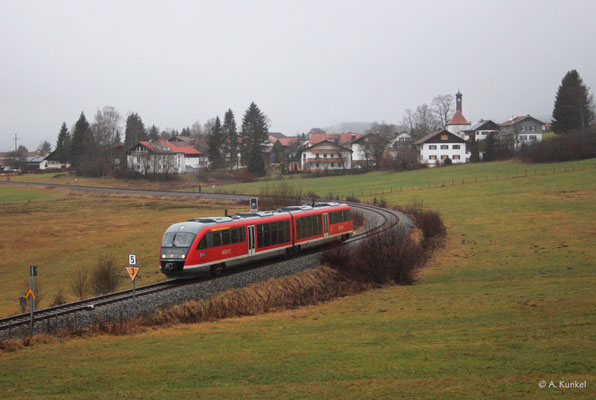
top-left (484, 133), bottom-right (496, 162)
top-left (207, 116), bottom-right (225, 169)
top-left (124, 113), bottom-right (147, 146)
top-left (148, 125), bottom-right (160, 141)
top-left (241, 102), bottom-right (269, 176)
top-left (223, 109), bottom-right (239, 170)
top-left (552, 70), bottom-right (595, 134)
top-left (55, 122), bottom-right (71, 163)
top-left (70, 112), bottom-right (92, 168)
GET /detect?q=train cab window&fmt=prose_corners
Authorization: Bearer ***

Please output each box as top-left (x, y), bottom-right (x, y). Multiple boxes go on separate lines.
top-left (197, 236), bottom-right (207, 250)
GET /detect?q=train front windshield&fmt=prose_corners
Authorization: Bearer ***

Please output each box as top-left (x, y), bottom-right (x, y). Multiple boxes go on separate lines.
top-left (161, 232), bottom-right (196, 260)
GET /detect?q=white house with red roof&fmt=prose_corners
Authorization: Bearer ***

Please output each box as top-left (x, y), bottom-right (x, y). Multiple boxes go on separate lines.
top-left (299, 140), bottom-right (352, 171)
top-left (415, 129), bottom-right (469, 165)
top-left (126, 140), bottom-right (207, 174)
top-left (446, 91), bottom-right (471, 138)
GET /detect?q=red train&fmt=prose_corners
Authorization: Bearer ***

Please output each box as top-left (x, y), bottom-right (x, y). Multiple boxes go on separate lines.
top-left (160, 202), bottom-right (354, 278)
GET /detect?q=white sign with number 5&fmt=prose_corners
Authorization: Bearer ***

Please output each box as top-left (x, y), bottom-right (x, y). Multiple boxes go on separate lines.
top-left (129, 254), bottom-right (137, 265)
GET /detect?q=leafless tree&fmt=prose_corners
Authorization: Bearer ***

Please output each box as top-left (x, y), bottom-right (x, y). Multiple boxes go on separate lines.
top-left (431, 94), bottom-right (454, 128)
top-left (401, 109), bottom-right (415, 135)
top-left (364, 122), bottom-right (396, 169)
top-left (411, 104), bottom-right (440, 140)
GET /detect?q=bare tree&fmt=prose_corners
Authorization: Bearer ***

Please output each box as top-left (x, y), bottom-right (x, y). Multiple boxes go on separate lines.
top-left (431, 94), bottom-right (454, 128)
top-left (411, 104), bottom-right (440, 140)
top-left (364, 122), bottom-right (395, 169)
top-left (401, 109), bottom-right (415, 135)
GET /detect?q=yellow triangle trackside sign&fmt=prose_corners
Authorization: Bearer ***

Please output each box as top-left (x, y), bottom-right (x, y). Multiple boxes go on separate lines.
top-left (126, 267), bottom-right (139, 281)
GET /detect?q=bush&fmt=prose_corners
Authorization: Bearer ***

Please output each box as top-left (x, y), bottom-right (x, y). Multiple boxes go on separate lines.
top-left (352, 211), bottom-right (365, 230)
top-left (258, 182), bottom-right (304, 210)
top-left (323, 226), bottom-right (421, 285)
top-left (51, 289), bottom-right (67, 306)
top-left (70, 267), bottom-right (89, 298)
top-left (519, 131), bottom-right (596, 163)
top-left (78, 157), bottom-right (111, 178)
top-left (402, 199), bottom-right (446, 238)
top-left (380, 147), bottom-right (423, 171)
top-left (90, 256), bottom-right (121, 295)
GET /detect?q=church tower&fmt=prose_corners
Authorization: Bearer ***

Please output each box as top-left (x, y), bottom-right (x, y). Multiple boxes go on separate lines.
top-left (447, 90), bottom-right (470, 138)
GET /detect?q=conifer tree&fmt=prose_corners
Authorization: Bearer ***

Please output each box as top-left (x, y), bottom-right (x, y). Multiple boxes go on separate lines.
top-left (55, 122), bottom-right (71, 163)
top-left (483, 133), bottom-right (496, 162)
top-left (148, 125), bottom-right (160, 141)
top-left (469, 139), bottom-right (480, 162)
top-left (124, 113), bottom-right (147, 146)
top-left (241, 102), bottom-right (269, 176)
top-left (552, 70), bottom-right (595, 134)
top-left (207, 116), bottom-right (225, 169)
top-left (70, 112), bottom-right (92, 167)
top-left (223, 109), bottom-right (238, 170)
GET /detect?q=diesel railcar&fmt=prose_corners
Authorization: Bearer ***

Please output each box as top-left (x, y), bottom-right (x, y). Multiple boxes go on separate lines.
top-left (159, 202), bottom-right (353, 278)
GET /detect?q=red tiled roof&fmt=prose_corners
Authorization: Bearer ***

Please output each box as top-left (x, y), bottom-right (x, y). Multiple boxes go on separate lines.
top-left (447, 110), bottom-right (469, 126)
top-left (157, 140), bottom-right (202, 155)
top-left (134, 140), bottom-right (202, 155)
top-left (499, 115), bottom-right (529, 126)
top-left (270, 136), bottom-right (298, 146)
top-left (309, 133), bottom-right (362, 145)
top-left (268, 132), bottom-right (286, 139)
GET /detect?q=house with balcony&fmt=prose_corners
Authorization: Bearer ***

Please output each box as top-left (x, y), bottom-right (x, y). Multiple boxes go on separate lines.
top-left (499, 115), bottom-right (544, 147)
top-left (299, 140), bottom-right (352, 171)
top-left (127, 140), bottom-right (208, 174)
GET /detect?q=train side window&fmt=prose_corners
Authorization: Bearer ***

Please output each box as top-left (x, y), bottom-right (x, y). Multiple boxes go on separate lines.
top-left (222, 230), bottom-right (230, 245)
top-left (316, 215), bottom-right (322, 235)
top-left (241, 227), bottom-right (246, 242)
top-left (285, 220), bottom-right (290, 242)
top-left (346, 209), bottom-right (352, 220)
top-left (197, 236), bottom-right (207, 250)
top-left (212, 231), bottom-right (222, 247)
top-left (231, 228), bottom-right (239, 243)
top-left (257, 225), bottom-right (264, 248)
top-left (271, 222), bottom-right (278, 245)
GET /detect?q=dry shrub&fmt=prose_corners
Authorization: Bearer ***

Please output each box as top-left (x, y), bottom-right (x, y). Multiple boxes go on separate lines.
top-left (345, 195), bottom-right (360, 203)
top-left (402, 199), bottom-right (446, 238)
top-left (70, 267), bottom-right (89, 298)
top-left (352, 211), bottom-right (365, 230)
top-left (90, 255), bottom-right (121, 295)
top-left (51, 289), bottom-right (68, 306)
top-left (323, 226), bottom-right (421, 285)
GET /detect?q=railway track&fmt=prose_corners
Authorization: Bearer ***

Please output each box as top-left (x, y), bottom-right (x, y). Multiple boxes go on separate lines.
top-left (0, 183), bottom-right (411, 337)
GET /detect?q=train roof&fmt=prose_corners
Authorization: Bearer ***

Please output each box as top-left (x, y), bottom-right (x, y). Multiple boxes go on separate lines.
top-left (164, 202), bottom-right (349, 235)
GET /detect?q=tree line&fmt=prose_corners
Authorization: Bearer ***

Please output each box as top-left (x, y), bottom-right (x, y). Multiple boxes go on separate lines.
top-left (49, 102), bottom-right (270, 177)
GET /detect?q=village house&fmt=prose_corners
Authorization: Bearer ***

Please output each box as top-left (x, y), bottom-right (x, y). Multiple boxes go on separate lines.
top-left (463, 120), bottom-right (500, 141)
top-left (415, 129), bottom-right (469, 165)
top-left (499, 115), bottom-right (544, 147)
top-left (299, 140), bottom-right (352, 171)
top-left (127, 140), bottom-right (207, 174)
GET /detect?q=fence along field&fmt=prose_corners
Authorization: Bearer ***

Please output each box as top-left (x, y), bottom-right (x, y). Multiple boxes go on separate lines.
top-left (0, 186), bottom-right (243, 316)
top-left (0, 158), bottom-right (594, 398)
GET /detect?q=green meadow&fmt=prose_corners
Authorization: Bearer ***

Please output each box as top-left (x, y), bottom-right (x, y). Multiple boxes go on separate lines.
top-left (1, 159), bottom-right (595, 399)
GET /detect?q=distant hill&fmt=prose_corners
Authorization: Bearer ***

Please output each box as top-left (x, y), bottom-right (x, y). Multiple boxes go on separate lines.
top-left (324, 122), bottom-right (373, 133)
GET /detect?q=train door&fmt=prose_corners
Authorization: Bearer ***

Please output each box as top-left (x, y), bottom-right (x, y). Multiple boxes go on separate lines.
top-left (323, 213), bottom-right (329, 238)
top-left (247, 225), bottom-right (256, 257)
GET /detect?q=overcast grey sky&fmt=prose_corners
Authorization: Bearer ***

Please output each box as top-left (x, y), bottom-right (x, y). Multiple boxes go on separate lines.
top-left (1, 0), bottom-right (595, 150)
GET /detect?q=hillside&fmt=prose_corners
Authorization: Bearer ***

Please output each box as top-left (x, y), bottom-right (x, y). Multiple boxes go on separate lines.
top-left (1, 159), bottom-right (595, 398)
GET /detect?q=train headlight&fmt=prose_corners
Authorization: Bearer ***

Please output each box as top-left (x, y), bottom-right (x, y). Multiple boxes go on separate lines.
top-left (181, 254), bottom-right (186, 259)
top-left (162, 254), bottom-right (166, 259)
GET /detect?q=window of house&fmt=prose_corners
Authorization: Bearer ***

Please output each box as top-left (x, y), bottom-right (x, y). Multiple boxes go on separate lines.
top-left (441, 155), bottom-right (448, 160)
top-left (330, 163), bottom-right (335, 167)
top-left (521, 126), bottom-right (527, 132)
top-left (452, 145), bottom-right (460, 149)
top-left (316, 163), bottom-right (319, 168)
top-left (303, 153), bottom-right (306, 159)
top-left (429, 155), bottom-right (437, 160)
top-left (453, 155), bottom-right (460, 160)
top-left (316, 154), bottom-right (319, 158)
top-left (429, 145), bottom-right (437, 150)
top-left (441, 135), bottom-right (448, 140)
top-left (440, 145), bottom-right (448, 149)
top-left (530, 126), bottom-right (536, 131)
top-left (519, 135), bottom-right (527, 140)
top-left (529, 135), bottom-right (536, 140)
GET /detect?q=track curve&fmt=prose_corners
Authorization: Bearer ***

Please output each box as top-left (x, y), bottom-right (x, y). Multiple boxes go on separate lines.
top-left (0, 181), bottom-right (413, 339)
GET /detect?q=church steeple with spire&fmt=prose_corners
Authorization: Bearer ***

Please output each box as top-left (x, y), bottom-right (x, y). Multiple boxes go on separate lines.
top-left (447, 90), bottom-right (470, 138)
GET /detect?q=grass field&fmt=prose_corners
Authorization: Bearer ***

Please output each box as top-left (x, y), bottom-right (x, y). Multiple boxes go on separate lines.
top-left (1, 159), bottom-right (595, 398)
top-left (0, 186), bottom-right (242, 316)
